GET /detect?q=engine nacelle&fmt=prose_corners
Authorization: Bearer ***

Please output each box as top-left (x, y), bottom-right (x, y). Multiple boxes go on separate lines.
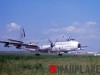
top-left (4, 42), bottom-right (9, 47)
top-left (16, 44), bottom-right (22, 49)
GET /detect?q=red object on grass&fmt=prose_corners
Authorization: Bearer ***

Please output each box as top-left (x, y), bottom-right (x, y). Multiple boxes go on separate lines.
top-left (49, 64), bottom-right (57, 74)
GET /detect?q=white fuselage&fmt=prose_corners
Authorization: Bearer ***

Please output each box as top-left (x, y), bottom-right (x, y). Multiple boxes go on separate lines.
top-left (39, 40), bottom-right (80, 52)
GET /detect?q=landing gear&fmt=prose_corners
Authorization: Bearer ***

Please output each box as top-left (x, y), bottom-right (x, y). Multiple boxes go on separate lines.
top-left (58, 54), bottom-right (62, 56)
top-left (58, 51), bottom-right (62, 56)
top-left (35, 53), bottom-right (40, 56)
top-left (35, 49), bottom-right (40, 56)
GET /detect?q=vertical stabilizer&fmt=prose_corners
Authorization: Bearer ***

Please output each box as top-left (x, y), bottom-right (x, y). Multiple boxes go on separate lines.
top-left (19, 27), bottom-right (26, 40)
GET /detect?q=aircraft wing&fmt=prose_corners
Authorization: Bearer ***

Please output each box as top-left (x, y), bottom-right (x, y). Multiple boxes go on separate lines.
top-left (22, 44), bottom-right (38, 49)
top-left (8, 39), bottom-right (23, 43)
top-left (0, 40), bottom-right (22, 48)
top-left (0, 41), bottom-right (19, 45)
top-left (8, 39), bottom-right (38, 48)
top-left (0, 40), bottom-right (38, 49)
top-left (0, 41), bottom-right (9, 44)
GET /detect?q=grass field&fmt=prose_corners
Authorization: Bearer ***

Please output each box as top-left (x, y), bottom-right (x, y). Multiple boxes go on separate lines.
top-left (0, 53), bottom-right (100, 75)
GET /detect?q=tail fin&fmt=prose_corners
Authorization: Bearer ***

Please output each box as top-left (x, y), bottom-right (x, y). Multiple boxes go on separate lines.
top-left (20, 27), bottom-right (26, 40)
top-left (22, 28), bottom-right (26, 37)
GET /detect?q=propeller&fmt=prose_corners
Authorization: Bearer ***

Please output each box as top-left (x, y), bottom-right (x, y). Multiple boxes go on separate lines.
top-left (48, 39), bottom-right (58, 48)
top-left (48, 39), bottom-right (54, 48)
top-left (48, 39), bottom-right (58, 53)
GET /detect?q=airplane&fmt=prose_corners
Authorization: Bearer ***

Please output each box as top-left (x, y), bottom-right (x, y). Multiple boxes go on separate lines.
top-left (0, 27), bottom-right (87, 56)
top-left (37, 38), bottom-right (87, 55)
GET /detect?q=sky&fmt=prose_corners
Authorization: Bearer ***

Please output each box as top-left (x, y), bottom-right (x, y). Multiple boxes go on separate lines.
top-left (0, 0), bottom-right (100, 52)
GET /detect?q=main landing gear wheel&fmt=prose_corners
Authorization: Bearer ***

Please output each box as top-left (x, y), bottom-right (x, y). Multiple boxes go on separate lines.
top-left (58, 54), bottom-right (62, 56)
top-left (58, 51), bottom-right (62, 56)
top-left (35, 53), bottom-right (40, 56)
top-left (35, 49), bottom-right (40, 56)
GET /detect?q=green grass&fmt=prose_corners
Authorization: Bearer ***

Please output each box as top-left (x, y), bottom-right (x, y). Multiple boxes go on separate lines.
top-left (0, 53), bottom-right (100, 75)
